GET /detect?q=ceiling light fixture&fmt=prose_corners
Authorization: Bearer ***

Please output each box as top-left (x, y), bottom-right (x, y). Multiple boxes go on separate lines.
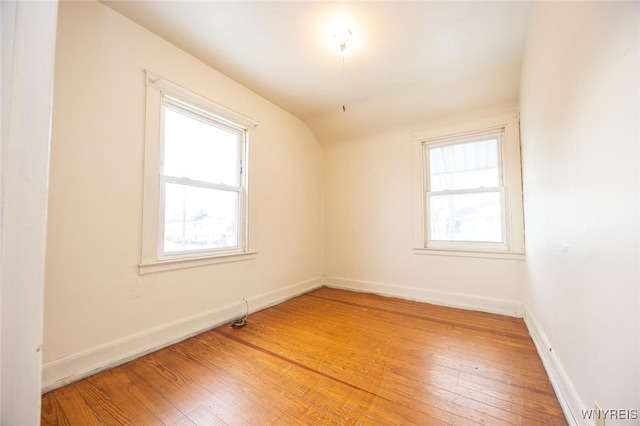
top-left (335, 28), bottom-right (352, 57)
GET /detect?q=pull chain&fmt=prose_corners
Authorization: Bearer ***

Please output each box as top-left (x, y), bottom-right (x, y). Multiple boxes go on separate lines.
top-left (336, 27), bottom-right (351, 113)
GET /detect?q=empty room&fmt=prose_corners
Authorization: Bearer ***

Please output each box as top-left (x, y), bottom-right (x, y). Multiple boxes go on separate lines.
top-left (1, 0), bottom-right (638, 425)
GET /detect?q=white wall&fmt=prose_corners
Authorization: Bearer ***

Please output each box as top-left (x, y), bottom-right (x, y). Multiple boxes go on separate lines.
top-left (1, 0), bottom-right (58, 422)
top-left (43, 0), bottom-right (323, 389)
top-left (520, 2), bottom-right (639, 425)
top-left (323, 110), bottom-right (526, 315)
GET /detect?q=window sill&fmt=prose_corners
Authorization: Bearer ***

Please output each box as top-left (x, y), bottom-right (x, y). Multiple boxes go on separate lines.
top-left (412, 248), bottom-right (525, 261)
top-left (139, 251), bottom-right (257, 275)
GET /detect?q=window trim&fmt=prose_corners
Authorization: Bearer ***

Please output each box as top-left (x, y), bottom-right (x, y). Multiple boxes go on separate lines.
top-left (411, 111), bottom-right (525, 260)
top-left (139, 71), bottom-right (258, 275)
top-left (424, 128), bottom-right (507, 250)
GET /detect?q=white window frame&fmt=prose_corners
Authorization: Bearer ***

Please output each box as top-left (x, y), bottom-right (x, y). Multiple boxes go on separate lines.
top-left (412, 111), bottom-right (525, 260)
top-left (139, 71), bottom-right (258, 275)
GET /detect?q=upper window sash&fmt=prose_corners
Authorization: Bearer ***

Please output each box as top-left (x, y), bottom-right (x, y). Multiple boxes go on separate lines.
top-left (423, 129), bottom-right (505, 192)
top-left (159, 101), bottom-right (245, 189)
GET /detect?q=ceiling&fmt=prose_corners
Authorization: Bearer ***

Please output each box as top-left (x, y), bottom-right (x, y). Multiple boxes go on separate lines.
top-left (101, 1), bottom-right (533, 145)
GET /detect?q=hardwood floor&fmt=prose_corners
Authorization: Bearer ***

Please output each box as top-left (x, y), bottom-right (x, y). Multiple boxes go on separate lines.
top-left (41, 287), bottom-right (567, 425)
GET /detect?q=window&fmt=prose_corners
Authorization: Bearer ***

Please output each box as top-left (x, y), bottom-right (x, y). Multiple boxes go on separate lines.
top-left (161, 102), bottom-right (245, 257)
top-left (426, 131), bottom-right (505, 247)
top-left (412, 112), bottom-right (525, 259)
top-left (140, 72), bottom-right (257, 274)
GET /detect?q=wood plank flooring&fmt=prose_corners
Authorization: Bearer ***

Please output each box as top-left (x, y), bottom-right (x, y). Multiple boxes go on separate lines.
top-left (41, 287), bottom-right (567, 425)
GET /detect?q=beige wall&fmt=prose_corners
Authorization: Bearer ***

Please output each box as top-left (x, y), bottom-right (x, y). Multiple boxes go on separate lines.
top-left (323, 119), bottom-right (526, 314)
top-left (43, 1), bottom-right (323, 388)
top-left (520, 1), bottom-right (639, 422)
top-left (43, 4), bottom-right (640, 421)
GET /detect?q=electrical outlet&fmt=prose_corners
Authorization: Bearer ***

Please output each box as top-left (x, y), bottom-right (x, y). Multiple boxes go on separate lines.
top-left (595, 401), bottom-right (605, 426)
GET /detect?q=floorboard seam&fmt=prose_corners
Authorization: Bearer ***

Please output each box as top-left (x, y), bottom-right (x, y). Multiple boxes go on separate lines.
top-left (212, 329), bottom-right (397, 405)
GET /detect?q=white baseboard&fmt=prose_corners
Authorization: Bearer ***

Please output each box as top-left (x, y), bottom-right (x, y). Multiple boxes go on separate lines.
top-left (523, 306), bottom-right (585, 426)
top-left (42, 277), bottom-right (323, 393)
top-left (324, 276), bottom-right (524, 317)
top-left (41, 275), bottom-right (579, 426)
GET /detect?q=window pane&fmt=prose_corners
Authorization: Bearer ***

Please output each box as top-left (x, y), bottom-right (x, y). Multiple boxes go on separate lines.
top-left (429, 192), bottom-right (503, 242)
top-left (164, 107), bottom-right (239, 185)
top-left (429, 139), bottom-right (499, 191)
top-left (164, 182), bottom-right (239, 254)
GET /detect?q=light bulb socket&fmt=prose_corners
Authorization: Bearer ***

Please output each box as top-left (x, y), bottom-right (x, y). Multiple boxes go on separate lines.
top-left (335, 28), bottom-right (352, 56)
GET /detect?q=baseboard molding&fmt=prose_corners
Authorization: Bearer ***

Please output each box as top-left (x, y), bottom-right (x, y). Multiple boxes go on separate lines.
top-left (42, 277), bottom-right (323, 393)
top-left (523, 306), bottom-right (585, 426)
top-left (41, 275), bottom-right (579, 426)
top-left (324, 276), bottom-right (524, 317)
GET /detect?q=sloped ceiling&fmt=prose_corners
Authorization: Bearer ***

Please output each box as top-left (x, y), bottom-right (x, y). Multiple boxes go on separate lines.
top-left (101, 1), bottom-right (532, 145)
